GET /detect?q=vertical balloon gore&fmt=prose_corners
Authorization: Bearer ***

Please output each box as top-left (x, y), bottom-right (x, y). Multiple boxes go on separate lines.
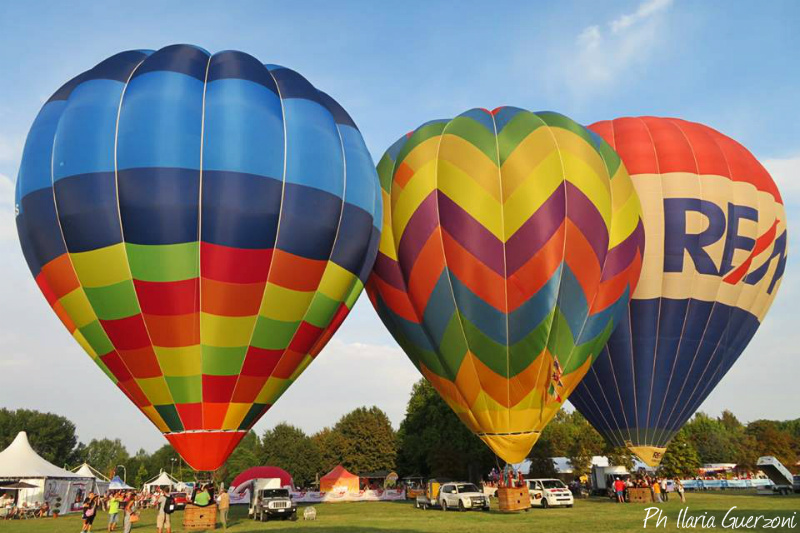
top-left (570, 117), bottom-right (787, 467)
top-left (15, 45), bottom-right (382, 471)
top-left (367, 107), bottom-right (645, 463)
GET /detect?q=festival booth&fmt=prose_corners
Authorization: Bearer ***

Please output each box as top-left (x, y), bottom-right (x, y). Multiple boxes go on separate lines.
top-left (72, 463), bottom-right (110, 495)
top-left (143, 471), bottom-right (179, 493)
top-left (0, 432), bottom-right (93, 515)
top-left (289, 466), bottom-right (405, 503)
top-left (320, 465), bottom-right (359, 493)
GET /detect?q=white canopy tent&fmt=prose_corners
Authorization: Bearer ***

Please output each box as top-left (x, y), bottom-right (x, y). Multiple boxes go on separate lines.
top-left (143, 470), bottom-right (179, 493)
top-left (0, 432), bottom-right (92, 514)
top-left (72, 463), bottom-right (111, 495)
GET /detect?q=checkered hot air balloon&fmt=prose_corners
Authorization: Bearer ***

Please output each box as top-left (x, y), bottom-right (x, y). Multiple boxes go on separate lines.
top-left (569, 117), bottom-right (788, 467)
top-left (366, 107), bottom-right (645, 463)
top-left (15, 45), bottom-right (382, 471)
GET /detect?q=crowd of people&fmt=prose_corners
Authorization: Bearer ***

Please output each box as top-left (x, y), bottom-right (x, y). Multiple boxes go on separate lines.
top-left (611, 476), bottom-right (686, 503)
top-left (0, 493), bottom-right (49, 519)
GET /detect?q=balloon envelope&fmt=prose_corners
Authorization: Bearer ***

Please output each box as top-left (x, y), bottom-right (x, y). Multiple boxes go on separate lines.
top-left (15, 45), bottom-right (382, 470)
top-left (569, 117), bottom-right (787, 466)
top-left (366, 107), bottom-right (644, 463)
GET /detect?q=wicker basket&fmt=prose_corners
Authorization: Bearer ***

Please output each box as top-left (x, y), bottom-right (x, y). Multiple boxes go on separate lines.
top-left (497, 486), bottom-right (530, 512)
top-left (183, 504), bottom-right (217, 530)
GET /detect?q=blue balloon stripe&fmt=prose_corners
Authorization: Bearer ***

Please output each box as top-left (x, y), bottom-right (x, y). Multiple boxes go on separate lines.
top-left (53, 172), bottom-right (123, 252)
top-left (201, 170), bottom-right (281, 250)
top-left (202, 77), bottom-right (285, 178)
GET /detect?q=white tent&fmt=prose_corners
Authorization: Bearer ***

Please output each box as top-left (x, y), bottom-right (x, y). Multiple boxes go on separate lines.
top-left (72, 463), bottom-right (111, 495)
top-left (0, 432), bottom-right (92, 514)
top-left (143, 470), bottom-right (179, 493)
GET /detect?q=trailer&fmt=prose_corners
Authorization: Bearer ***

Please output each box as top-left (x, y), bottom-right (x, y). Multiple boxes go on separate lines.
top-left (756, 456), bottom-right (794, 495)
top-left (590, 465), bottom-right (630, 496)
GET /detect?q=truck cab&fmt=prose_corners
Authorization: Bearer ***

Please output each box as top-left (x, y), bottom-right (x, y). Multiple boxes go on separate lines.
top-left (246, 478), bottom-right (296, 521)
top-left (527, 478), bottom-right (574, 508)
top-left (251, 488), bottom-right (296, 521)
top-left (437, 482), bottom-right (490, 512)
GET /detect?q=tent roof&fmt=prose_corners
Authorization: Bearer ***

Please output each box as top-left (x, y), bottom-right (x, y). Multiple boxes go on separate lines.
top-left (73, 463), bottom-right (110, 481)
top-left (0, 432), bottom-right (84, 479)
top-left (108, 476), bottom-right (133, 490)
top-left (231, 466), bottom-right (293, 491)
top-left (321, 465), bottom-right (358, 481)
top-left (144, 471), bottom-right (177, 487)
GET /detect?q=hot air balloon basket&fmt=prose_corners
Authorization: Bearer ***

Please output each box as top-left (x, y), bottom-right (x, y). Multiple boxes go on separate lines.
top-left (497, 487), bottom-right (530, 512)
top-left (628, 488), bottom-right (653, 503)
top-left (183, 504), bottom-right (217, 530)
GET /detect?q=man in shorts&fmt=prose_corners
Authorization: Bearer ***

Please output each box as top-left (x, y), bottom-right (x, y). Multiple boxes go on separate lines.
top-left (157, 489), bottom-right (171, 533)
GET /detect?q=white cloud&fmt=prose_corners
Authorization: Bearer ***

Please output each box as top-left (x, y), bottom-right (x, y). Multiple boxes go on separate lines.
top-left (610, 0), bottom-right (673, 33)
top-left (0, 173), bottom-right (16, 242)
top-left (763, 155), bottom-right (800, 205)
top-left (561, 0), bottom-right (674, 90)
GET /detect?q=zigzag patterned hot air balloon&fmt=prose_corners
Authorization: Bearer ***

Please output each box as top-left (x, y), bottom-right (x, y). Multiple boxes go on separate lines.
top-left (15, 45), bottom-right (382, 471)
top-left (569, 117), bottom-right (788, 467)
top-left (366, 107), bottom-right (645, 463)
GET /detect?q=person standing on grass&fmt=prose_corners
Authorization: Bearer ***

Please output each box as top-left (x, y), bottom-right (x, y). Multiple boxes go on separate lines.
top-left (613, 478), bottom-right (625, 503)
top-left (81, 491), bottom-right (100, 532)
top-left (217, 488), bottom-right (230, 530)
top-left (107, 492), bottom-right (121, 532)
top-left (653, 478), bottom-right (662, 503)
top-left (676, 479), bottom-right (686, 503)
top-left (156, 488), bottom-right (172, 533)
top-left (661, 478), bottom-right (669, 502)
top-left (122, 492), bottom-right (135, 533)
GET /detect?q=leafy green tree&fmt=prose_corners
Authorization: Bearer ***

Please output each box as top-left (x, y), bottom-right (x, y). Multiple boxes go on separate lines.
top-left (85, 438), bottom-right (130, 474)
top-left (605, 445), bottom-right (636, 470)
top-left (659, 430), bottom-right (701, 479)
top-left (565, 412), bottom-right (605, 478)
top-left (313, 427), bottom-right (348, 473)
top-left (396, 380), bottom-right (495, 481)
top-left (260, 423), bottom-right (321, 487)
top-left (0, 408), bottom-right (79, 466)
top-left (133, 464), bottom-right (148, 489)
top-left (332, 406), bottom-right (396, 474)
top-left (746, 420), bottom-right (797, 470)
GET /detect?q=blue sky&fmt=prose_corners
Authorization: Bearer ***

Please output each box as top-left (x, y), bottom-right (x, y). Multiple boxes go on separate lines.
top-left (0, 0), bottom-right (798, 453)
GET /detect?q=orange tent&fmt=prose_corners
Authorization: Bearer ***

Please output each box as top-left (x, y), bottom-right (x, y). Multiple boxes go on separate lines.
top-left (319, 465), bottom-right (359, 493)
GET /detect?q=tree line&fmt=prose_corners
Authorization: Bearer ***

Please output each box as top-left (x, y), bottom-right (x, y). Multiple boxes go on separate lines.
top-left (2, 382), bottom-right (798, 487)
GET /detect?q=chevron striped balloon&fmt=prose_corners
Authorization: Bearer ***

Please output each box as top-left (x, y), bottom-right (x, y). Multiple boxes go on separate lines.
top-left (366, 107), bottom-right (645, 463)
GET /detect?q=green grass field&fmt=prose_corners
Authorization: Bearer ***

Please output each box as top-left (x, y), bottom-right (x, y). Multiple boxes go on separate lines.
top-left (3, 492), bottom-right (798, 532)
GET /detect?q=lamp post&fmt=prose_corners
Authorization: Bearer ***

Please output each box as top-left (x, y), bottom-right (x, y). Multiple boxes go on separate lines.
top-left (116, 464), bottom-right (127, 484)
top-left (171, 458), bottom-right (176, 476)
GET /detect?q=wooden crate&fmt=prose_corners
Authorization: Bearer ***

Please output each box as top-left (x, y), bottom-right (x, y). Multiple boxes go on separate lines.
top-left (497, 486), bottom-right (530, 512)
top-left (628, 487), bottom-right (653, 503)
top-left (183, 504), bottom-right (217, 530)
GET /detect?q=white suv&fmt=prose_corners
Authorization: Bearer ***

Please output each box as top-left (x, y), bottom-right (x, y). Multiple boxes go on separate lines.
top-left (438, 482), bottom-right (490, 511)
top-left (527, 478), bottom-right (574, 508)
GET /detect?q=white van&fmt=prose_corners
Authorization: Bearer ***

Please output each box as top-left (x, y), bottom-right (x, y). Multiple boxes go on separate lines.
top-left (527, 478), bottom-right (574, 508)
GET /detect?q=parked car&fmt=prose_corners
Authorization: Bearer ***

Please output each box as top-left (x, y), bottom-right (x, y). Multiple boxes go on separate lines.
top-left (415, 480), bottom-right (489, 511)
top-left (527, 479), bottom-right (574, 508)
top-left (169, 492), bottom-right (188, 510)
